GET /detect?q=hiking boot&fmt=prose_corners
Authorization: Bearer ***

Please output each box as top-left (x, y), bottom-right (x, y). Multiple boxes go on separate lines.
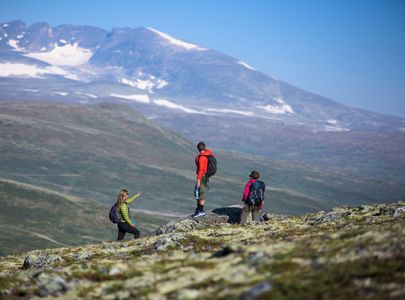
top-left (191, 207), bottom-right (199, 217)
top-left (192, 210), bottom-right (206, 218)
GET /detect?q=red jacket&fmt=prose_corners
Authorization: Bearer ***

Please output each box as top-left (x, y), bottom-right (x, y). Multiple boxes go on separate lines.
top-left (195, 149), bottom-right (213, 180)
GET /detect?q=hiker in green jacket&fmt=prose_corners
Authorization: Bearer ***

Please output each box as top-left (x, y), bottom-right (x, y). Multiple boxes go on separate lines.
top-left (116, 189), bottom-right (141, 240)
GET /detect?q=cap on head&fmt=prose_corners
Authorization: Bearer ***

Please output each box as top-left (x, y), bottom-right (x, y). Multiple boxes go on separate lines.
top-left (197, 141), bottom-right (206, 152)
top-left (249, 170), bottom-right (260, 179)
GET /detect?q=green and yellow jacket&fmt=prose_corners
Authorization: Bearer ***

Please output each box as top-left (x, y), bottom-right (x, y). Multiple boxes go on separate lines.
top-left (119, 194), bottom-right (140, 226)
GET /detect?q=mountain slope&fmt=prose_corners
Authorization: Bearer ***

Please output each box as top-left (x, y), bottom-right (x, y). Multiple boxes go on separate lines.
top-left (1, 20), bottom-right (404, 184)
top-left (0, 177), bottom-right (173, 257)
top-left (0, 202), bottom-right (404, 299)
top-left (1, 101), bottom-right (404, 256)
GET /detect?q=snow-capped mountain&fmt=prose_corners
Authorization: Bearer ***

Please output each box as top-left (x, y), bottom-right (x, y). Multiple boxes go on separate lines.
top-left (1, 20), bottom-right (403, 132)
top-left (1, 20), bottom-right (404, 181)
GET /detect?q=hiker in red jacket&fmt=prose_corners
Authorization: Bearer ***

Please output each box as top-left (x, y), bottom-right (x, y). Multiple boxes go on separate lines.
top-left (192, 141), bottom-right (214, 218)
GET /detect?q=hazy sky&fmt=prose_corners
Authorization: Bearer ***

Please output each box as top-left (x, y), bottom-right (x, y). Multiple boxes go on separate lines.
top-left (1, 0), bottom-right (404, 117)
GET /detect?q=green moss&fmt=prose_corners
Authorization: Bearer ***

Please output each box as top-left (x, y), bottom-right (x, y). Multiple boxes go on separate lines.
top-left (257, 255), bottom-right (405, 300)
top-left (104, 282), bottom-right (125, 294)
top-left (77, 286), bottom-right (96, 298)
top-left (181, 260), bottom-right (216, 269)
top-left (0, 275), bottom-right (15, 291)
top-left (179, 235), bottom-right (223, 252)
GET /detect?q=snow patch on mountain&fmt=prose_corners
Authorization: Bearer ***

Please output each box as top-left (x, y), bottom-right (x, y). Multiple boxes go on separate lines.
top-left (75, 92), bottom-right (98, 99)
top-left (205, 108), bottom-right (254, 116)
top-left (324, 125), bottom-right (350, 132)
top-left (257, 103), bottom-right (294, 114)
top-left (110, 93), bottom-right (150, 103)
top-left (146, 27), bottom-right (206, 51)
top-left (7, 39), bottom-right (24, 51)
top-left (84, 93), bottom-right (98, 99)
top-left (327, 119), bottom-right (338, 125)
top-left (120, 77), bottom-right (168, 91)
top-left (54, 92), bottom-right (68, 96)
top-left (24, 42), bottom-right (92, 66)
top-left (0, 62), bottom-right (80, 80)
top-left (2, 24), bottom-right (9, 27)
top-left (238, 61), bottom-right (255, 71)
top-left (120, 78), bottom-right (154, 91)
top-left (154, 99), bottom-right (201, 114)
top-left (156, 79), bottom-right (168, 89)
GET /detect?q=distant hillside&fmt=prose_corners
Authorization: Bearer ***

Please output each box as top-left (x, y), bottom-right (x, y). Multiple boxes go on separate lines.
top-left (1, 101), bottom-right (403, 256)
top-left (1, 20), bottom-right (404, 184)
top-left (0, 202), bottom-right (404, 299)
top-left (0, 178), bottom-right (173, 257)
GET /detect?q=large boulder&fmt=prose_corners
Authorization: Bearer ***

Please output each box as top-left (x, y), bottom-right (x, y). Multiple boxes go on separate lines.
top-left (23, 254), bottom-right (64, 269)
top-left (155, 212), bottom-right (229, 235)
top-left (37, 272), bottom-right (67, 297)
top-left (211, 206), bottom-right (243, 224)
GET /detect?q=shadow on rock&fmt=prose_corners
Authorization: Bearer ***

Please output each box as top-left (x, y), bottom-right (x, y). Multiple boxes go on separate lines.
top-left (212, 206), bottom-right (242, 224)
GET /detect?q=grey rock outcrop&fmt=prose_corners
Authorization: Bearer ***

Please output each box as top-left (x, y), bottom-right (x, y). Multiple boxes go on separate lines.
top-left (155, 212), bottom-right (229, 235)
top-left (23, 254), bottom-right (64, 269)
top-left (37, 272), bottom-right (67, 297)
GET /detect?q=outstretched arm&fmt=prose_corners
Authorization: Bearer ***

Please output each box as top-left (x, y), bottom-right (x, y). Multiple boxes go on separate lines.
top-left (127, 192), bottom-right (141, 204)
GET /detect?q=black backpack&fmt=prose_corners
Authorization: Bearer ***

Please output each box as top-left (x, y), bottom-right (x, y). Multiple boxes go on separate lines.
top-left (206, 155), bottom-right (217, 177)
top-left (247, 180), bottom-right (265, 206)
top-left (109, 203), bottom-right (123, 224)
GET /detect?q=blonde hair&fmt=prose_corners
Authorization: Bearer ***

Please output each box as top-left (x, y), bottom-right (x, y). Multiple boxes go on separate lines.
top-left (117, 189), bottom-right (128, 211)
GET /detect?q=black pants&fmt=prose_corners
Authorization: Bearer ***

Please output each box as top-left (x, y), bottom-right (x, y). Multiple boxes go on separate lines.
top-left (117, 222), bottom-right (140, 241)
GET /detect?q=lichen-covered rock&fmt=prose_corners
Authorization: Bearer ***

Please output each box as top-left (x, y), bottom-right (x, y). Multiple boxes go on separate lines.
top-left (152, 233), bottom-right (186, 252)
top-left (241, 281), bottom-right (272, 300)
top-left (73, 251), bottom-right (92, 261)
top-left (393, 207), bottom-right (405, 218)
top-left (22, 254), bottom-right (64, 269)
top-left (36, 272), bottom-right (67, 297)
top-left (305, 210), bottom-right (349, 224)
top-left (155, 212), bottom-right (229, 235)
top-left (261, 213), bottom-right (288, 222)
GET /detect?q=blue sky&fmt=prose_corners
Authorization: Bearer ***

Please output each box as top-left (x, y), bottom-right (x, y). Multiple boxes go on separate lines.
top-left (1, 0), bottom-right (405, 117)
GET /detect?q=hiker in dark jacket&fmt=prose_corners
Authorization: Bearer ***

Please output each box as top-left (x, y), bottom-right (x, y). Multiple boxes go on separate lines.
top-left (240, 170), bottom-right (265, 224)
top-left (192, 141), bottom-right (214, 218)
top-left (116, 189), bottom-right (141, 240)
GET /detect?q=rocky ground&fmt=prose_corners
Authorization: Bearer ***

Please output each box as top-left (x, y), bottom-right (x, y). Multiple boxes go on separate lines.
top-left (0, 202), bottom-right (404, 299)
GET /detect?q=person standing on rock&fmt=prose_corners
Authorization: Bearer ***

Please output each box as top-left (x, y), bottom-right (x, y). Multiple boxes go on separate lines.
top-left (192, 141), bottom-right (217, 218)
top-left (240, 170), bottom-right (265, 224)
top-left (116, 189), bottom-right (141, 240)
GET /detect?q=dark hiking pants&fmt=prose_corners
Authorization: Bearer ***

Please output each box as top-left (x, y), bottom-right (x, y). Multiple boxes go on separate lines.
top-left (117, 222), bottom-right (140, 241)
top-left (240, 203), bottom-right (261, 224)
